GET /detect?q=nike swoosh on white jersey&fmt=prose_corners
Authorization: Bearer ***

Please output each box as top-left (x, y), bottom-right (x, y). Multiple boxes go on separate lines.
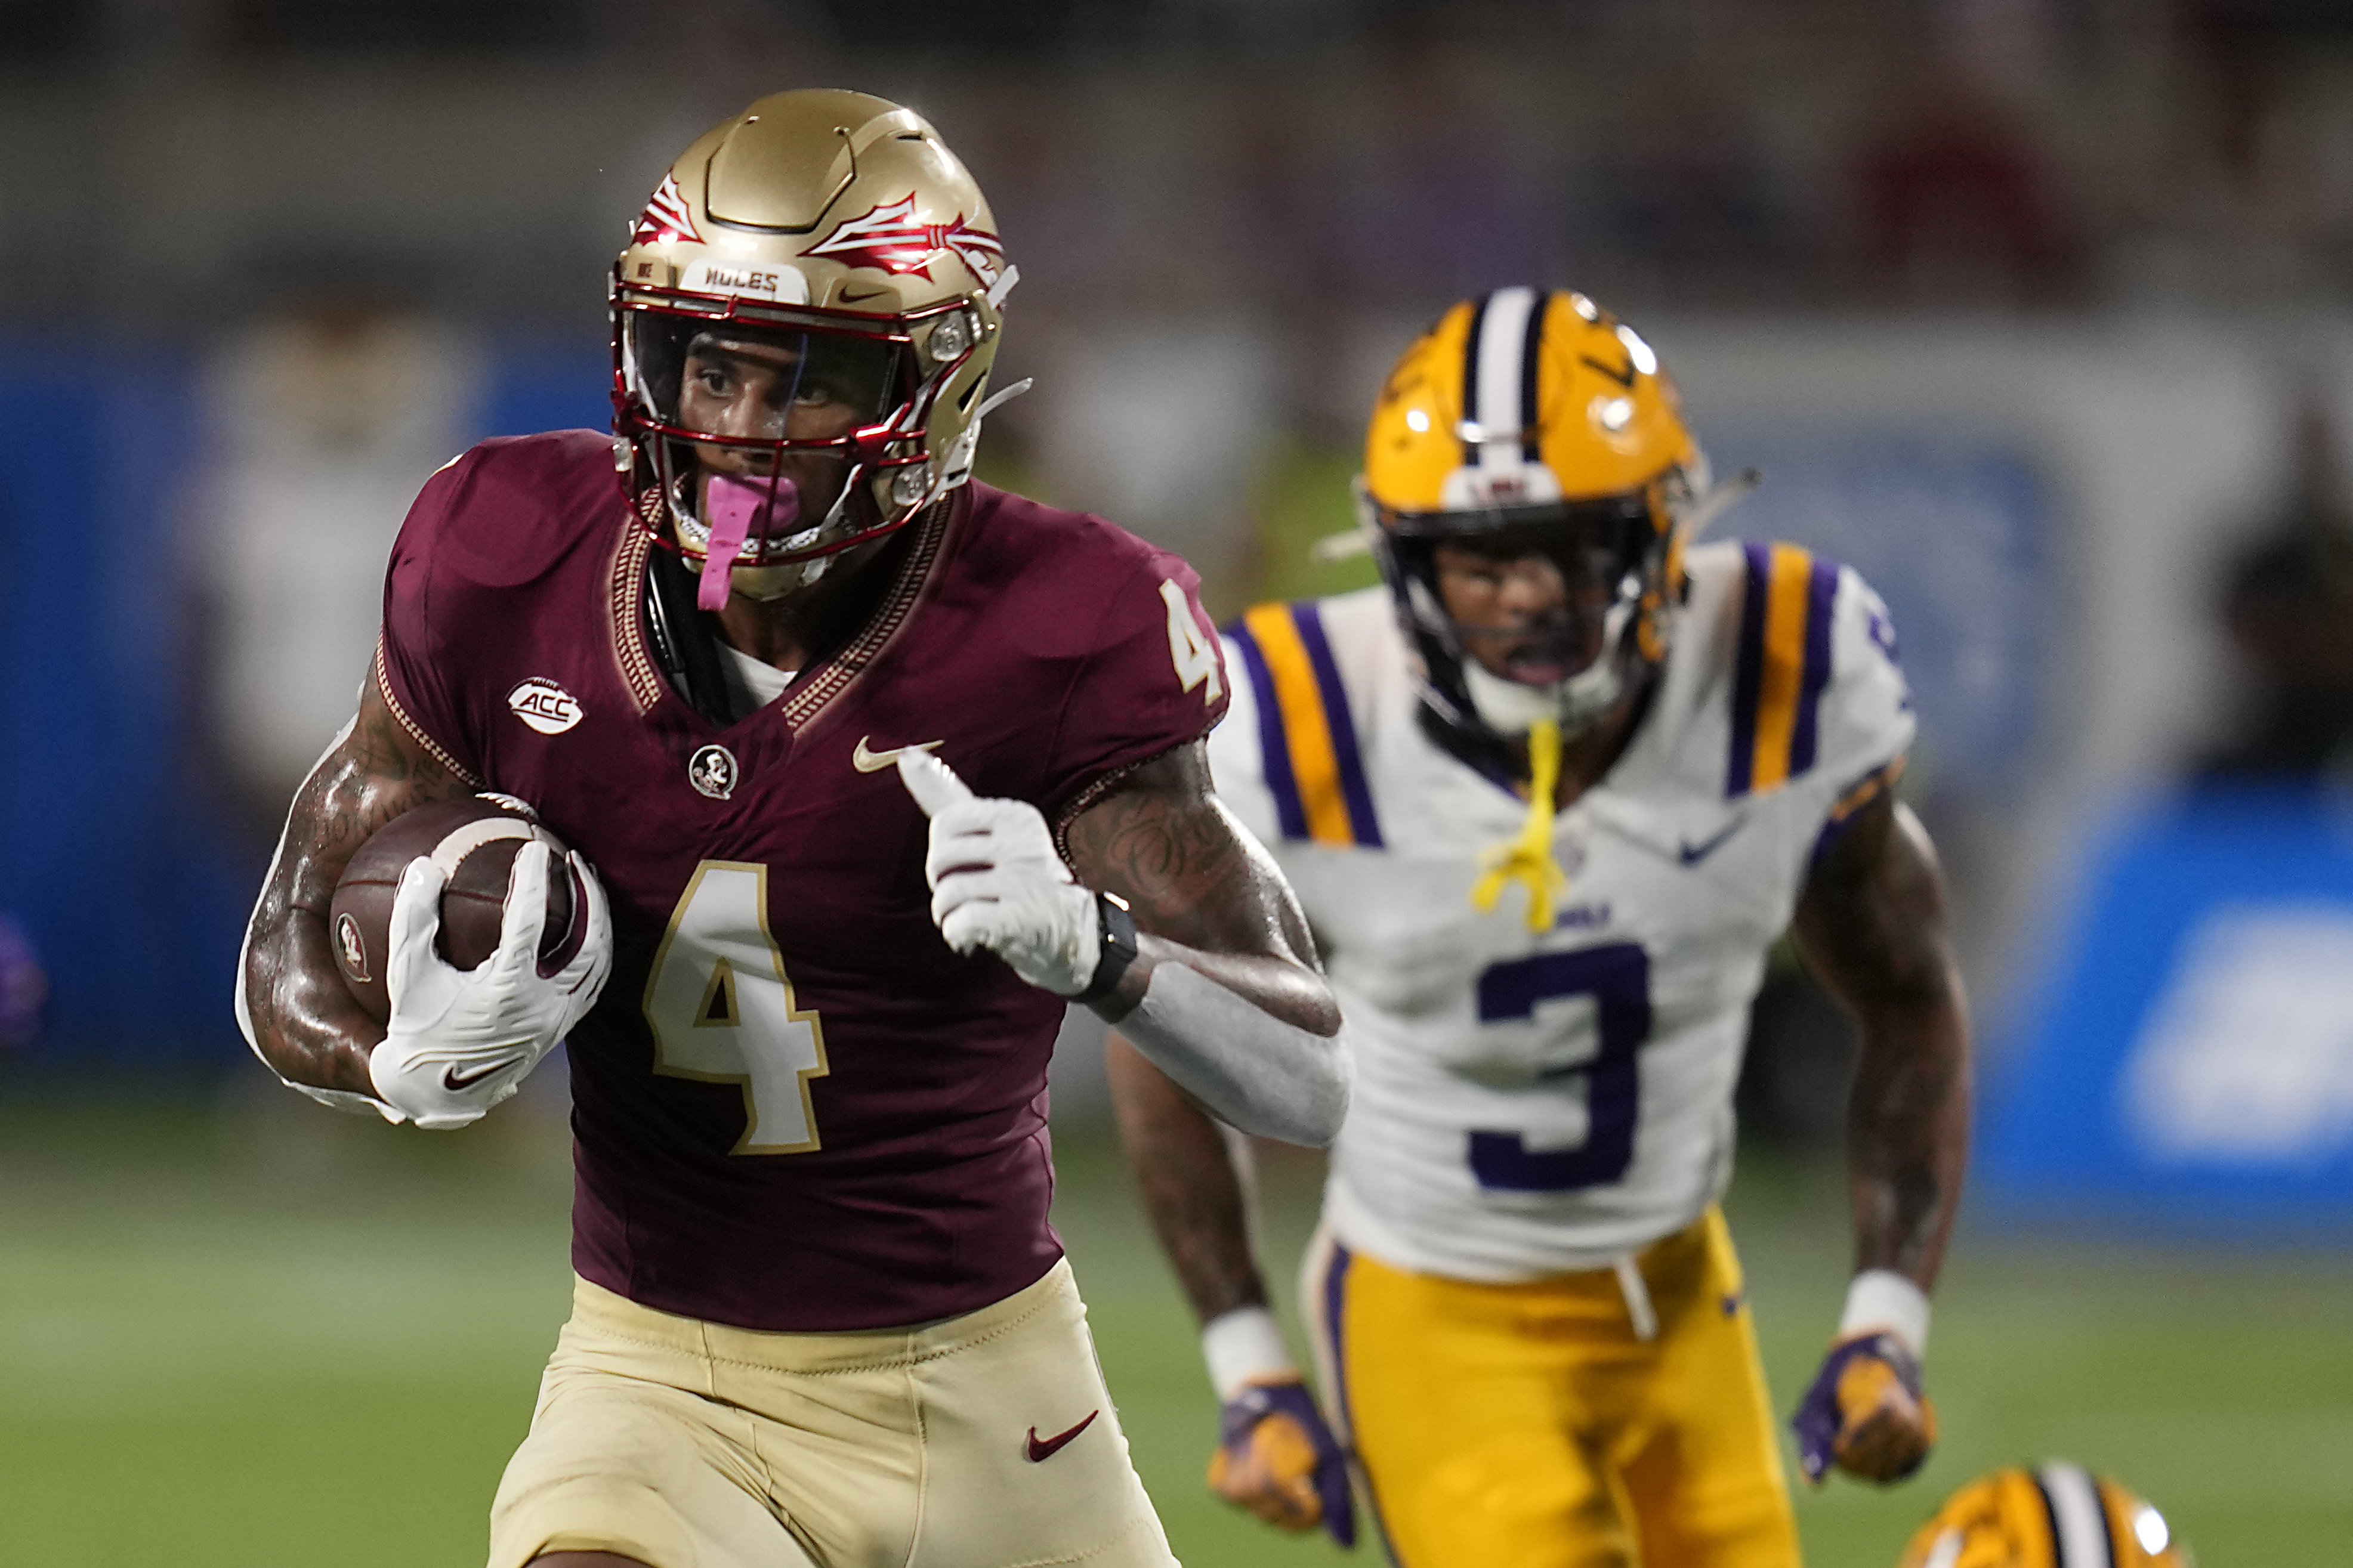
top-left (853, 735), bottom-right (944, 773)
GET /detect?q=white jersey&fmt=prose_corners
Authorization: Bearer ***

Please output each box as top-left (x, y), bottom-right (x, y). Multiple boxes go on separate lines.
top-left (1209, 540), bottom-right (1914, 1281)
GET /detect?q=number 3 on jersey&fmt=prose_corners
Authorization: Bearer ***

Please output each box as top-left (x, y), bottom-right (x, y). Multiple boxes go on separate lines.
top-left (1161, 579), bottom-right (1224, 704)
top-left (1468, 943), bottom-right (1650, 1192)
top-left (644, 861), bottom-right (830, 1153)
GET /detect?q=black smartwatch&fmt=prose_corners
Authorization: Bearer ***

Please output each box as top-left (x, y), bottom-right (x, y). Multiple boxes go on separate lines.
top-left (1074, 890), bottom-right (1139, 1004)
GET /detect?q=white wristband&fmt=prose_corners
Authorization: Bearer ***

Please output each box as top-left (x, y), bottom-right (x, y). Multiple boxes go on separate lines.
top-left (1202, 1305), bottom-right (1298, 1401)
top-left (1839, 1269), bottom-right (1931, 1358)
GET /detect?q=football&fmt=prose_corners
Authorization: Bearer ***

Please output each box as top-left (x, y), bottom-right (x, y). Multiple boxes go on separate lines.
top-left (328, 794), bottom-right (582, 1024)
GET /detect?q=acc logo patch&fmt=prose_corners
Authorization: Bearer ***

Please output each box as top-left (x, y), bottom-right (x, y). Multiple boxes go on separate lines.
top-left (508, 678), bottom-right (583, 736)
top-left (335, 913), bottom-right (370, 982)
top-left (688, 744), bottom-right (738, 801)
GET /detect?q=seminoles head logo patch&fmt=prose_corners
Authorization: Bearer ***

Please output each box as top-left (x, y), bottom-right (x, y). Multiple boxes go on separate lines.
top-left (335, 913), bottom-right (369, 982)
top-left (805, 195), bottom-right (1005, 288)
top-left (688, 744), bottom-right (738, 801)
top-left (630, 174), bottom-right (703, 247)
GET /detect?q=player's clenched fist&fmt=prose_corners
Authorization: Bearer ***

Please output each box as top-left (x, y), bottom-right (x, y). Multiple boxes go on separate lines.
top-left (1208, 1379), bottom-right (1357, 1547)
top-left (1790, 1330), bottom-right (1938, 1485)
top-left (897, 750), bottom-right (1103, 997)
top-left (370, 842), bottom-right (612, 1129)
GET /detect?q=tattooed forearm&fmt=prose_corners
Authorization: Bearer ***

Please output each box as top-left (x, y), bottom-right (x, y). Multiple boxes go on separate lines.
top-left (243, 676), bottom-right (467, 1094)
top-left (1064, 741), bottom-right (1337, 1032)
top-left (1107, 1030), bottom-right (1270, 1323)
top-left (1792, 792), bottom-right (1972, 1289)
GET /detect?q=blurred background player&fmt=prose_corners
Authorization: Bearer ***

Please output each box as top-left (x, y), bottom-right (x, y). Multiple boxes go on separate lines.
top-left (237, 89), bottom-right (1348, 1568)
top-left (1896, 1463), bottom-right (2191, 1567)
top-left (1109, 286), bottom-right (1971, 1563)
top-left (0, 913), bottom-right (47, 1050)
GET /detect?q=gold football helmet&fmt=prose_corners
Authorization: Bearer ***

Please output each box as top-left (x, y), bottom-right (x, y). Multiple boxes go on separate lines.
top-left (1898, 1464), bottom-right (2191, 1568)
top-left (1359, 287), bottom-right (1711, 767)
top-left (612, 89), bottom-right (1015, 603)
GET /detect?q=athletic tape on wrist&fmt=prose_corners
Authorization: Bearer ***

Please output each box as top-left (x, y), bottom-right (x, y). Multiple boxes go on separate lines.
top-left (1202, 1305), bottom-right (1298, 1401)
top-left (1839, 1269), bottom-right (1930, 1357)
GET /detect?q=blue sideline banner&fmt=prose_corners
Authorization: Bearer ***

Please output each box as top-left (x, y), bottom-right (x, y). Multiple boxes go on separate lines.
top-left (1978, 790), bottom-right (2353, 1231)
top-left (0, 335), bottom-right (608, 1066)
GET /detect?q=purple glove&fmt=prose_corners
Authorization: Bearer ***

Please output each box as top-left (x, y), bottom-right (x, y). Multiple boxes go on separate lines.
top-left (1207, 1378), bottom-right (1357, 1547)
top-left (0, 916), bottom-right (47, 1047)
top-left (1790, 1330), bottom-right (1938, 1485)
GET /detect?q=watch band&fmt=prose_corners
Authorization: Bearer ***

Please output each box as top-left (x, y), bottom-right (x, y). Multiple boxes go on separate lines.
top-left (1074, 890), bottom-right (1139, 1004)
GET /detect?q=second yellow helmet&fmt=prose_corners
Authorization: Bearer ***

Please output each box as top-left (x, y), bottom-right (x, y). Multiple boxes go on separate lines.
top-left (1897, 1464), bottom-right (2191, 1568)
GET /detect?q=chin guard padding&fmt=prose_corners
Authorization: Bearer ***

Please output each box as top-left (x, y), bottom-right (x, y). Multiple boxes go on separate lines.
top-left (1471, 717), bottom-right (1572, 931)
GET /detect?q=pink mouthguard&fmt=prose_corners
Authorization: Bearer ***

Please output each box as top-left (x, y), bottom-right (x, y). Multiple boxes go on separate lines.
top-left (697, 475), bottom-right (800, 610)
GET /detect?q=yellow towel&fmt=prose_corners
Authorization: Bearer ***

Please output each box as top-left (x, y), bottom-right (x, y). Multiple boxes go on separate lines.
top-left (1470, 717), bottom-right (1571, 932)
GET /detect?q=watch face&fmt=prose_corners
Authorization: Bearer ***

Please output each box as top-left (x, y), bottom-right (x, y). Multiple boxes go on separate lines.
top-left (1100, 891), bottom-right (1139, 957)
top-left (1078, 891), bottom-right (1140, 1003)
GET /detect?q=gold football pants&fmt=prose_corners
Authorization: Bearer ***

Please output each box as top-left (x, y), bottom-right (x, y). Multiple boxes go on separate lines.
top-left (486, 1260), bottom-right (1174, 1568)
top-left (1304, 1208), bottom-right (1800, 1568)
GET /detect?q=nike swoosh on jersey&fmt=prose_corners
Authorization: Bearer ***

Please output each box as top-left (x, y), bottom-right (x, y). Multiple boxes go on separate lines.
top-left (852, 735), bottom-right (944, 772)
top-left (1024, 1410), bottom-right (1100, 1462)
top-left (1676, 818), bottom-right (1747, 865)
top-left (442, 1054), bottom-right (527, 1091)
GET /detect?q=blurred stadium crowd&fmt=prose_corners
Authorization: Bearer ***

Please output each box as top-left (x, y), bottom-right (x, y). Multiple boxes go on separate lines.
top-left (1, 0), bottom-right (2351, 1206)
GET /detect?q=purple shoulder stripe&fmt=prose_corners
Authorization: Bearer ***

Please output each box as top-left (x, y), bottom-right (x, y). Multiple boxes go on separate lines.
top-left (1225, 617), bottom-right (1310, 841)
top-left (1788, 555), bottom-right (1841, 777)
top-left (1292, 603), bottom-right (1384, 849)
top-left (1726, 542), bottom-right (1774, 797)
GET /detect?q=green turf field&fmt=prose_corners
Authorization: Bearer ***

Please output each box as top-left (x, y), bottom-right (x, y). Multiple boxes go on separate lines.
top-left (2, 1092), bottom-right (2346, 1565)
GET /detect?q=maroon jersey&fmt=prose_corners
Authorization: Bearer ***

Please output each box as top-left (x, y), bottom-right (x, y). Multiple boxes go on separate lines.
top-left (375, 431), bottom-right (1227, 1331)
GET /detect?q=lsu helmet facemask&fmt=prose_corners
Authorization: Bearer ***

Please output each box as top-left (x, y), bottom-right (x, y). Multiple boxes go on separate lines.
top-left (1358, 287), bottom-right (1713, 777)
top-left (612, 89), bottom-right (1020, 610)
top-left (1898, 1464), bottom-right (2191, 1568)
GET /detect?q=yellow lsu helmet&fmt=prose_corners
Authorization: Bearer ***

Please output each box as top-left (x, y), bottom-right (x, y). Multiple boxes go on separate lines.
top-left (1898, 1464), bottom-right (2191, 1568)
top-left (1359, 287), bottom-right (1712, 766)
top-left (612, 89), bottom-right (1017, 601)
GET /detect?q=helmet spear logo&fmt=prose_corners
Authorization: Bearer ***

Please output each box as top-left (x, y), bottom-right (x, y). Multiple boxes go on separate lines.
top-left (630, 174), bottom-right (703, 246)
top-left (807, 196), bottom-right (1004, 287)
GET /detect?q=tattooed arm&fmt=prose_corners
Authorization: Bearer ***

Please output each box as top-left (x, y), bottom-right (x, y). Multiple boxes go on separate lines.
top-left (238, 676), bottom-right (467, 1099)
top-left (1792, 791), bottom-right (1972, 1293)
top-left (1060, 740), bottom-right (1344, 1148)
top-left (1062, 739), bottom-right (1336, 1034)
top-left (1064, 738), bottom-right (1332, 1309)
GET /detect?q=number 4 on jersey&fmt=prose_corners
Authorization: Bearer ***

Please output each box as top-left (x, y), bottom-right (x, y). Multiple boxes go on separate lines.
top-left (1162, 579), bottom-right (1224, 704)
top-left (644, 861), bottom-right (830, 1153)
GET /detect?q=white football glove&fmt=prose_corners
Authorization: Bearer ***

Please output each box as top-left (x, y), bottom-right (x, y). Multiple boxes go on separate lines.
top-left (370, 840), bottom-right (612, 1129)
top-left (897, 750), bottom-right (1099, 997)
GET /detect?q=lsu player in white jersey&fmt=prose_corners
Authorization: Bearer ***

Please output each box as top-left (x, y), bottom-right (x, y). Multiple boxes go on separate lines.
top-left (1107, 287), bottom-right (1972, 1566)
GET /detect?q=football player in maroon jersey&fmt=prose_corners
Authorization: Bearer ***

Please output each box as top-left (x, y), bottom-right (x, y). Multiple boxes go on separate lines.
top-left (237, 90), bottom-right (1347, 1568)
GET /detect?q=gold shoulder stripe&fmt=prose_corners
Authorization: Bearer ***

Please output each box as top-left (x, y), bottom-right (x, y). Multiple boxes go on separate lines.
top-left (1239, 603), bottom-right (1355, 847)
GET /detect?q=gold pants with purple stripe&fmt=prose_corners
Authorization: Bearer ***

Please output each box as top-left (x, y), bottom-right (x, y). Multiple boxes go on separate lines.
top-left (1304, 1209), bottom-right (1800, 1568)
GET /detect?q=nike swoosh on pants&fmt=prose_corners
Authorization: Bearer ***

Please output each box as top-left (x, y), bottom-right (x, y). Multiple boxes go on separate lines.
top-left (1025, 1410), bottom-right (1100, 1462)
